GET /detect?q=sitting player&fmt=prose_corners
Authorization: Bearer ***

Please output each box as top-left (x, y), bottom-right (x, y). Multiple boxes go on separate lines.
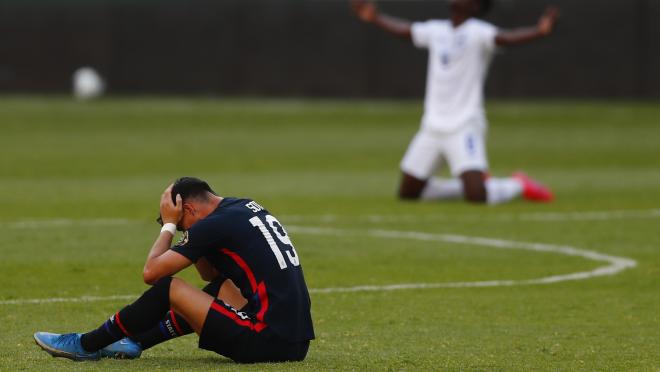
top-left (34, 177), bottom-right (314, 363)
top-left (352, 0), bottom-right (559, 204)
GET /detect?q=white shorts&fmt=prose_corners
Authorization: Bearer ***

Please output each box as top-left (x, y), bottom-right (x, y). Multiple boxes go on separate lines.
top-left (400, 125), bottom-right (488, 179)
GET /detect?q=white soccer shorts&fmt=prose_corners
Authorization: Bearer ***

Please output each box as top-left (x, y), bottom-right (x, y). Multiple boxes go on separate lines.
top-left (400, 125), bottom-right (489, 179)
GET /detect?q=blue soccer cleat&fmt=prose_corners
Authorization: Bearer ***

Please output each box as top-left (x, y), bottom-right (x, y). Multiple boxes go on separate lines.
top-left (99, 338), bottom-right (142, 359)
top-left (33, 332), bottom-right (100, 361)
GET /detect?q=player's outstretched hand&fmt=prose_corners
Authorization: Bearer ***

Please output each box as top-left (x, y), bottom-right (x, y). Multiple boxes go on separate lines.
top-left (160, 184), bottom-right (183, 225)
top-left (351, 0), bottom-right (378, 23)
top-left (538, 6), bottom-right (560, 36)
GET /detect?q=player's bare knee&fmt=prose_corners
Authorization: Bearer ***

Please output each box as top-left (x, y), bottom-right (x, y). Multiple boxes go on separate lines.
top-left (168, 278), bottom-right (189, 305)
top-left (463, 180), bottom-right (487, 203)
top-left (398, 173), bottom-right (426, 200)
top-left (461, 171), bottom-right (487, 203)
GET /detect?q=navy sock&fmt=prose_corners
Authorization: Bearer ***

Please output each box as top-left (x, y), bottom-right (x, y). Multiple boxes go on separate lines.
top-left (129, 278), bottom-right (224, 350)
top-left (80, 276), bottom-right (173, 352)
top-left (129, 310), bottom-right (192, 350)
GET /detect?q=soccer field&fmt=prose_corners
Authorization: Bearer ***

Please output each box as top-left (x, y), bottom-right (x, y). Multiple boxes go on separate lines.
top-left (1, 97), bottom-right (659, 370)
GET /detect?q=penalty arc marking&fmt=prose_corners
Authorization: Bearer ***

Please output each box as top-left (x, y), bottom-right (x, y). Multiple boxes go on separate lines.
top-left (288, 226), bottom-right (637, 292)
top-left (0, 225), bottom-right (637, 305)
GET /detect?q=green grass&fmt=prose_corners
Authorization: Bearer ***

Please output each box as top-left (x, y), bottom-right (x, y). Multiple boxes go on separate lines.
top-left (1, 97), bottom-right (659, 370)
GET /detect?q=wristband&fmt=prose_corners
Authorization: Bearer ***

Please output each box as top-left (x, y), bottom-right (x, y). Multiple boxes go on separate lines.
top-left (160, 223), bottom-right (177, 236)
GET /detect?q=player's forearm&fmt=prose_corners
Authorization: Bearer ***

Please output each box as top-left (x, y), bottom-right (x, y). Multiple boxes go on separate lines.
top-left (495, 27), bottom-right (548, 46)
top-left (372, 13), bottom-right (412, 39)
top-left (143, 231), bottom-right (174, 282)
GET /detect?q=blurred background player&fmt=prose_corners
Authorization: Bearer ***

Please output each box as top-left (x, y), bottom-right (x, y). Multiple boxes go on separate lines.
top-left (351, 0), bottom-right (559, 204)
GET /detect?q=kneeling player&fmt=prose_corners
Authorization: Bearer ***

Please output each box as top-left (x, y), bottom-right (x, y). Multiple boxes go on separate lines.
top-left (352, 0), bottom-right (558, 204)
top-left (34, 177), bottom-right (314, 363)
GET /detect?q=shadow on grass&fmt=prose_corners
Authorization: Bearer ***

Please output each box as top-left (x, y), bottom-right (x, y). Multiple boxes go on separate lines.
top-left (126, 354), bottom-right (309, 370)
top-left (136, 355), bottom-right (233, 365)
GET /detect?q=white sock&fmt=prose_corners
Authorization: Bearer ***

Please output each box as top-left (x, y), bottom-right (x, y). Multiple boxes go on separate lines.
top-left (486, 178), bottom-right (523, 205)
top-left (421, 177), bottom-right (523, 204)
top-left (421, 178), bottom-right (463, 201)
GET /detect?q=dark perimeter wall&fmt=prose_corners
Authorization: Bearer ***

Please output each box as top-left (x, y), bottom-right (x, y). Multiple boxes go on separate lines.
top-left (1, 0), bottom-right (659, 98)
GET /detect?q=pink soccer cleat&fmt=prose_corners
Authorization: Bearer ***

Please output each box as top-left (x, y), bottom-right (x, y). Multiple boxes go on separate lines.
top-left (512, 172), bottom-right (554, 202)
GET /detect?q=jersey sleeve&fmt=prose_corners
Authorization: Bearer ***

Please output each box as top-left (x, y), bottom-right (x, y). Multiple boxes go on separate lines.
top-left (170, 223), bottom-right (217, 263)
top-left (411, 21), bottom-right (433, 49)
top-left (478, 21), bottom-right (498, 54)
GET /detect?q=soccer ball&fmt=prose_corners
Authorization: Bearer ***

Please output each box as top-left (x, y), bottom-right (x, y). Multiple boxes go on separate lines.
top-left (72, 67), bottom-right (105, 100)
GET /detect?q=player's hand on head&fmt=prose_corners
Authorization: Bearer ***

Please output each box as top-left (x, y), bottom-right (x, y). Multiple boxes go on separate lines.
top-left (160, 184), bottom-right (183, 224)
top-left (351, 0), bottom-right (378, 23)
top-left (538, 6), bottom-right (560, 36)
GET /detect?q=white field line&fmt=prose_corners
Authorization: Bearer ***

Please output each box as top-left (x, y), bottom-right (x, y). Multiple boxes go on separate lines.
top-left (0, 225), bottom-right (637, 305)
top-left (3, 218), bottom-right (133, 229)
top-left (2, 209), bottom-right (659, 230)
top-left (0, 295), bottom-right (137, 306)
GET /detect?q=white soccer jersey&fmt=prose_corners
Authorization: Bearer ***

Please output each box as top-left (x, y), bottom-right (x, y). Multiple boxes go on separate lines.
top-left (411, 19), bottom-right (498, 133)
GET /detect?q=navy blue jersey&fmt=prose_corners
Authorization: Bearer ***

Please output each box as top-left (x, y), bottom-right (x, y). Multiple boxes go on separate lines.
top-left (171, 198), bottom-right (314, 343)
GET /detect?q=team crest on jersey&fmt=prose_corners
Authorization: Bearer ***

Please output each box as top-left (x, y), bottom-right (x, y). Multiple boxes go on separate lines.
top-left (176, 231), bottom-right (189, 246)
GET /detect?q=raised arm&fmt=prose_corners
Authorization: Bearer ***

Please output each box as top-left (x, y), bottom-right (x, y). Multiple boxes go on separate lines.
top-left (495, 6), bottom-right (559, 47)
top-left (351, 0), bottom-right (412, 39)
top-left (142, 185), bottom-right (192, 285)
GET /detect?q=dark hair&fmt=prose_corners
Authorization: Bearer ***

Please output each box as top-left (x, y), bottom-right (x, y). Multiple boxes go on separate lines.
top-left (479, 0), bottom-right (492, 16)
top-left (156, 177), bottom-right (217, 226)
top-left (170, 176), bottom-right (217, 203)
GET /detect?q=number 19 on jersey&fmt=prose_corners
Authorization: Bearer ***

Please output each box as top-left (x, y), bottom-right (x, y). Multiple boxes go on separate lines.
top-left (250, 215), bottom-right (300, 270)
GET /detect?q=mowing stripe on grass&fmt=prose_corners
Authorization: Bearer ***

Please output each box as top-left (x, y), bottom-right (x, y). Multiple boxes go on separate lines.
top-left (0, 225), bottom-right (637, 306)
top-left (282, 208), bottom-right (660, 224)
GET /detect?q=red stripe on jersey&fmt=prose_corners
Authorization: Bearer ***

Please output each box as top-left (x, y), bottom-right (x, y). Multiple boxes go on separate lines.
top-left (210, 301), bottom-right (267, 332)
top-left (255, 282), bottom-right (269, 322)
top-left (169, 310), bottom-right (184, 335)
top-left (114, 312), bottom-right (131, 337)
top-left (220, 248), bottom-right (257, 291)
top-left (219, 248), bottom-right (270, 325)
